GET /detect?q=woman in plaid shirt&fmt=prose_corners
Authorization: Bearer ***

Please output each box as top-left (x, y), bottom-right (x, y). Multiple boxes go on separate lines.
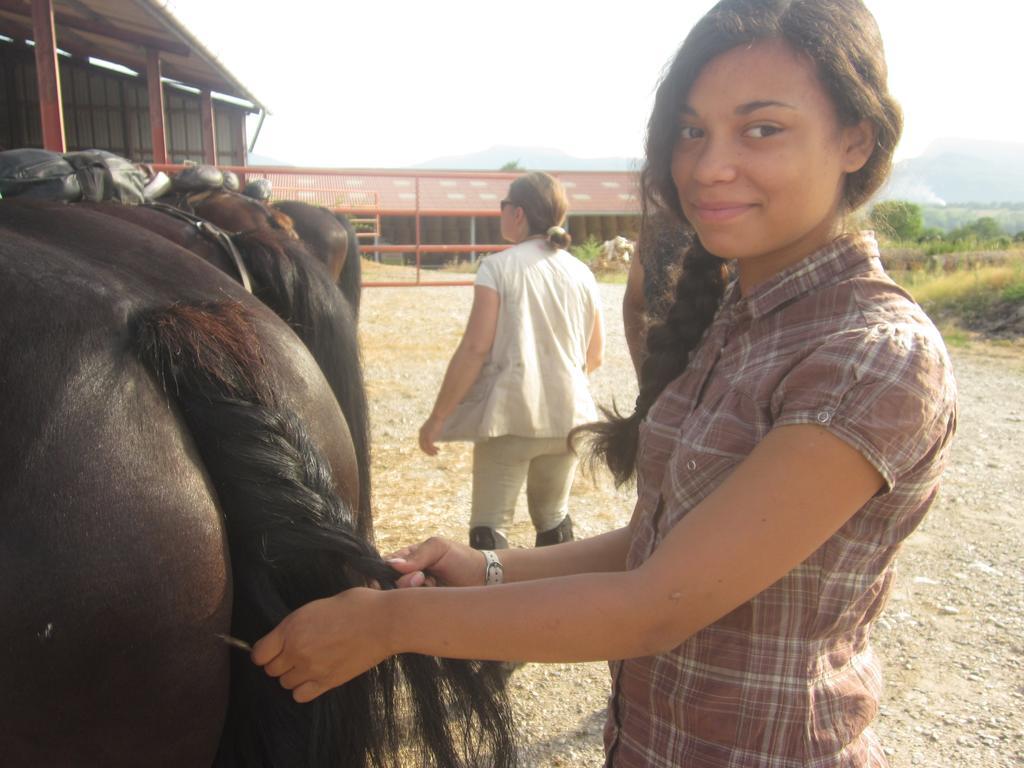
top-left (254, 1), bottom-right (957, 765)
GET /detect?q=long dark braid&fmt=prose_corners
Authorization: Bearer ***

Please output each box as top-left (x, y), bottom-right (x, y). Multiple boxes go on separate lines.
top-left (572, 234), bottom-right (727, 486)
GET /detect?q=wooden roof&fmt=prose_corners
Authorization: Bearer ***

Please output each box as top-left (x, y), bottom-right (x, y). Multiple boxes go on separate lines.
top-left (0, 0), bottom-right (264, 110)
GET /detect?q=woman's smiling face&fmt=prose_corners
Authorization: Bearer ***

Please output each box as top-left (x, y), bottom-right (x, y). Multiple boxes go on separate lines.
top-left (671, 38), bottom-right (874, 291)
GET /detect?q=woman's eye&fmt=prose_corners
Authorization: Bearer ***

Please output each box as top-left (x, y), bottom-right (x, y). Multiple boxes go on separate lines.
top-left (744, 124), bottom-right (782, 139)
top-left (678, 126), bottom-right (704, 140)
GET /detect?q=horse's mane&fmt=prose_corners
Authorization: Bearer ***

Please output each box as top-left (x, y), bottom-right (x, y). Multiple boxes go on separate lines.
top-left (271, 200), bottom-right (363, 318)
top-left (230, 228), bottom-right (373, 539)
top-left (190, 189), bottom-right (298, 237)
top-left (334, 211), bottom-right (362, 318)
top-left (134, 300), bottom-right (516, 768)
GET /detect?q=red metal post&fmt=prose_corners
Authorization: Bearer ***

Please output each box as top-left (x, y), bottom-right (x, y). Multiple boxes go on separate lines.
top-left (414, 175), bottom-right (422, 283)
top-left (146, 48), bottom-right (167, 164)
top-left (31, 0), bottom-right (65, 151)
top-left (200, 89), bottom-right (217, 165)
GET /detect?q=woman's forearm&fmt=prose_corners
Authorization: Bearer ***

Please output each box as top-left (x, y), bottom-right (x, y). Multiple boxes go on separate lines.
top-left (385, 567), bottom-right (676, 664)
top-left (427, 285), bottom-right (499, 422)
top-left (429, 341), bottom-right (488, 421)
top-left (383, 530), bottom-right (654, 665)
top-left (500, 526), bottom-right (631, 582)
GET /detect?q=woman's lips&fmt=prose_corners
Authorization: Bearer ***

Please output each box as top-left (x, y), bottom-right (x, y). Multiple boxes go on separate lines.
top-left (690, 202), bottom-right (755, 223)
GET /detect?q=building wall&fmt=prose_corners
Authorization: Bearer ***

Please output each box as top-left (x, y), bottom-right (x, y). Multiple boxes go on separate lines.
top-left (0, 40), bottom-right (247, 164)
top-left (378, 214), bottom-right (640, 248)
top-left (372, 212), bottom-right (640, 266)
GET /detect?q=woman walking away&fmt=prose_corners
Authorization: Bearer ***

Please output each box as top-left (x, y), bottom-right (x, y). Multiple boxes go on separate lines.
top-left (253, 2), bottom-right (957, 766)
top-left (418, 171), bottom-right (604, 550)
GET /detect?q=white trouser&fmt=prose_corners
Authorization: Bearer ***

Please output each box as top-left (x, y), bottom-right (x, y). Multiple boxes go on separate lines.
top-left (470, 435), bottom-right (577, 538)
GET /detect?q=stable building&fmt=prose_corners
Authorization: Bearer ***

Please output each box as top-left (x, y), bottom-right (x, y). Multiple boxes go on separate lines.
top-left (250, 167), bottom-right (642, 266)
top-left (0, 0), bottom-right (265, 165)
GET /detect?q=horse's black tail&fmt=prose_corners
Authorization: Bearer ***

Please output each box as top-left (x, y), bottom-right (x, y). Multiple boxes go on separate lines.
top-left (132, 300), bottom-right (516, 768)
top-left (334, 212), bottom-right (362, 318)
top-left (231, 229), bottom-right (373, 540)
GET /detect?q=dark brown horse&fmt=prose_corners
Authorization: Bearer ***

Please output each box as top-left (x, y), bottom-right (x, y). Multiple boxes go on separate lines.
top-left (79, 200), bottom-right (374, 539)
top-left (160, 189), bottom-right (363, 317)
top-left (0, 199), bottom-right (515, 767)
top-left (272, 199), bottom-right (362, 317)
top-left (173, 186), bottom-right (297, 237)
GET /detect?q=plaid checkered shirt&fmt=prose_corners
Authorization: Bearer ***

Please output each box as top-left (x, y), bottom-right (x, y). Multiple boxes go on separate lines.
top-left (604, 232), bottom-right (958, 767)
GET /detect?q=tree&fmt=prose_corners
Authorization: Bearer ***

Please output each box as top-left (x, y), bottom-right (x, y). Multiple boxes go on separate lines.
top-left (950, 217), bottom-right (1005, 242)
top-left (499, 160), bottom-right (524, 172)
top-left (969, 217), bottom-right (1003, 240)
top-left (869, 200), bottom-right (924, 241)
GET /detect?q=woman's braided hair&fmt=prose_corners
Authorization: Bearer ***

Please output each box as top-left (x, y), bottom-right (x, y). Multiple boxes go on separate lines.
top-left (572, 0), bottom-right (902, 485)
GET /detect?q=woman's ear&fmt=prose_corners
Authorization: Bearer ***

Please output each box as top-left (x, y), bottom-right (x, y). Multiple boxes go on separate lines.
top-left (841, 119), bottom-right (877, 174)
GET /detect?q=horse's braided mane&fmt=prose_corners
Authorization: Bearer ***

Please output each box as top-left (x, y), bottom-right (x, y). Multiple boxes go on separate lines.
top-left (228, 227), bottom-right (374, 539)
top-left (133, 299), bottom-right (516, 768)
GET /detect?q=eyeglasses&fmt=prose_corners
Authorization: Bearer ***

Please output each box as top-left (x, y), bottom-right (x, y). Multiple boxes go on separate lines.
top-left (500, 199), bottom-right (518, 211)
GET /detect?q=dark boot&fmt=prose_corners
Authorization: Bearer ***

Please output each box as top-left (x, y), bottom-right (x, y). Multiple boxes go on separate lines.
top-left (469, 526), bottom-right (508, 550)
top-left (535, 515), bottom-right (574, 547)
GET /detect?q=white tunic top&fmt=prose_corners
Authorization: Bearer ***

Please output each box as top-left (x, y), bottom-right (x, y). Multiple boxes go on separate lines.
top-left (439, 237), bottom-right (601, 441)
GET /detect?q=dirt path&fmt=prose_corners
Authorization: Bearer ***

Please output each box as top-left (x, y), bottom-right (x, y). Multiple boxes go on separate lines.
top-left (359, 281), bottom-right (1024, 767)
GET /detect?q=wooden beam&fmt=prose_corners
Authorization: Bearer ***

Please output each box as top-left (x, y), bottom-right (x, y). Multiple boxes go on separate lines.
top-left (146, 47), bottom-right (166, 163)
top-left (232, 107), bottom-right (247, 166)
top-left (30, 0), bottom-right (65, 151)
top-left (200, 88), bottom-right (216, 164)
top-left (0, 0), bottom-right (190, 56)
top-left (2, 14), bottom-right (95, 54)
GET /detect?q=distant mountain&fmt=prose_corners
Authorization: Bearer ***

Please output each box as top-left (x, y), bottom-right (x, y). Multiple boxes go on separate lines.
top-left (247, 152), bottom-right (292, 166)
top-left (882, 139), bottom-right (1024, 205)
top-left (415, 145), bottom-right (641, 172)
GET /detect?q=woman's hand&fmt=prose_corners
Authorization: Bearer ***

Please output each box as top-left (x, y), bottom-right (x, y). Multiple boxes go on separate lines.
top-left (252, 587), bottom-right (393, 703)
top-left (386, 536), bottom-right (486, 588)
top-left (418, 415), bottom-right (444, 456)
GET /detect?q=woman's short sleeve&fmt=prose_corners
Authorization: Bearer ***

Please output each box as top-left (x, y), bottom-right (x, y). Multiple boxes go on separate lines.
top-left (475, 255), bottom-right (500, 292)
top-left (771, 322), bottom-right (957, 491)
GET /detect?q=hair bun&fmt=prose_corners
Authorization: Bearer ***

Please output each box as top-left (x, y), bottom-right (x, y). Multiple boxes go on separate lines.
top-left (546, 225), bottom-right (571, 249)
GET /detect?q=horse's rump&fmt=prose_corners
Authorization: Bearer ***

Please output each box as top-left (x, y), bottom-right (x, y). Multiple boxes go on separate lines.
top-left (74, 198), bottom-right (373, 538)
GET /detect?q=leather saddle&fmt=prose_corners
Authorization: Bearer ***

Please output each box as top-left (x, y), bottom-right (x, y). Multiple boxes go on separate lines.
top-left (0, 148), bottom-right (149, 204)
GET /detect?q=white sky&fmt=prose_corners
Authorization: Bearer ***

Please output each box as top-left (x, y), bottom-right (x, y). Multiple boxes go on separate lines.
top-left (165, 0), bottom-right (1019, 168)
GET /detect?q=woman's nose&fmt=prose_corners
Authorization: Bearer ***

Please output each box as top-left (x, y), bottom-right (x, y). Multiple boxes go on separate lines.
top-left (691, 136), bottom-right (739, 186)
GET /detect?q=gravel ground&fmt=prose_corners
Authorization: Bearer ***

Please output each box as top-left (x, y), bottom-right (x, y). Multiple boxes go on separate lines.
top-left (358, 277), bottom-right (1024, 768)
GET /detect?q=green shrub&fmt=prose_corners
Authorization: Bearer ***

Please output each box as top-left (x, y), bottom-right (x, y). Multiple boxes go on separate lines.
top-left (570, 237), bottom-right (604, 265)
